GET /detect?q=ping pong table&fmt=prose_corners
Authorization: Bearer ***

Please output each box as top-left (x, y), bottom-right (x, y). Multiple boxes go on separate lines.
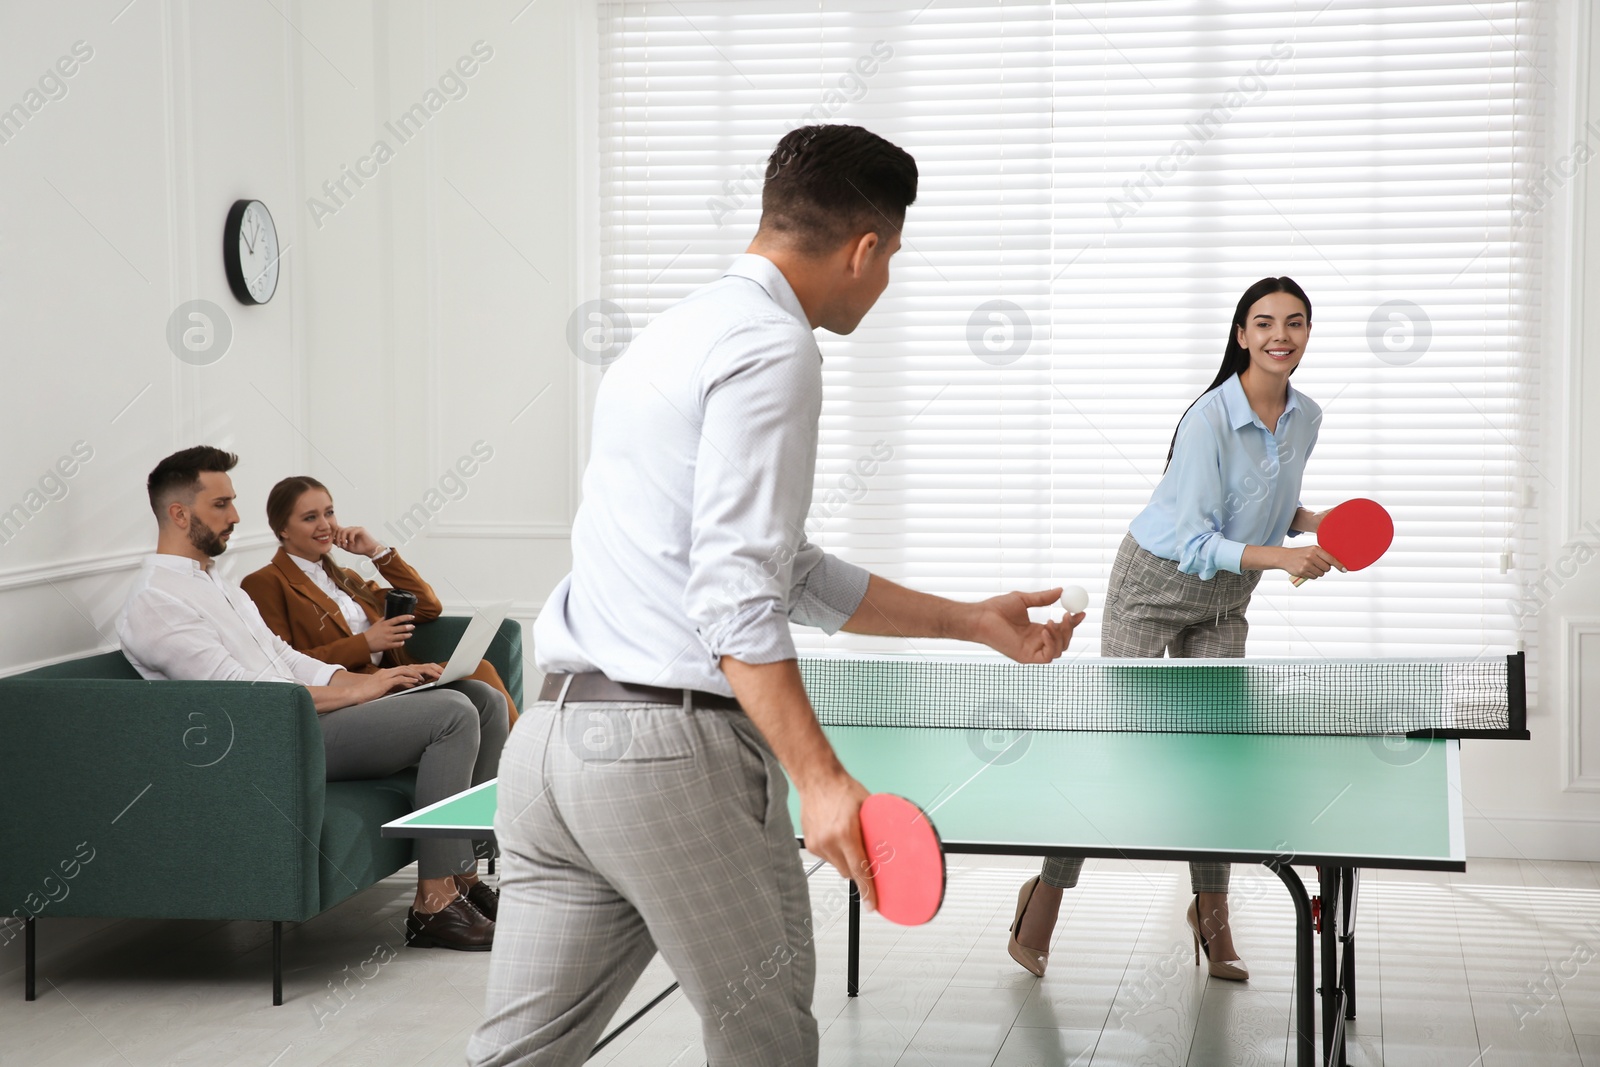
top-left (383, 653), bottom-right (1527, 1067)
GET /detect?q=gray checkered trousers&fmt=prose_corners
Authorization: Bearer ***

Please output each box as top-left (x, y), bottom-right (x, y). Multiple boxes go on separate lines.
top-left (1040, 532), bottom-right (1264, 894)
top-left (467, 690), bottom-right (817, 1066)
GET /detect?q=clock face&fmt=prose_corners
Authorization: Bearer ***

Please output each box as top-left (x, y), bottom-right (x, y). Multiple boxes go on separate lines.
top-left (225, 199), bottom-right (279, 304)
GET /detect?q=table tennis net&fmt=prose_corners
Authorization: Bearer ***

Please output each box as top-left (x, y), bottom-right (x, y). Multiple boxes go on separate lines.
top-left (797, 656), bottom-right (1522, 737)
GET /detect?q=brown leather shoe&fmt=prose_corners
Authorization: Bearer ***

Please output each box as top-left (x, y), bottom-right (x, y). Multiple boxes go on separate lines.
top-left (464, 881), bottom-right (499, 921)
top-left (405, 898), bottom-right (494, 951)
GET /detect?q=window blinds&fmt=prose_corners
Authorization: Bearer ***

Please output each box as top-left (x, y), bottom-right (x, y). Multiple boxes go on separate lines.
top-left (596, 0), bottom-right (1542, 659)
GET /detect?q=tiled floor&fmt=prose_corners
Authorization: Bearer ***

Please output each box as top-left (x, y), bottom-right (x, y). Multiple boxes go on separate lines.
top-left (4, 855), bottom-right (1598, 1066)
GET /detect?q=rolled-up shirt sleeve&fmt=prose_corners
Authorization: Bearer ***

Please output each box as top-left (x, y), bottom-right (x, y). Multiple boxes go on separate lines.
top-left (788, 541), bottom-right (870, 633)
top-left (685, 319), bottom-right (829, 665)
top-left (1171, 415), bottom-right (1248, 579)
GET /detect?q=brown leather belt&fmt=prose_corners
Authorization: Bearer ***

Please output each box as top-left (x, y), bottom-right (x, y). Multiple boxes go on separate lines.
top-left (538, 671), bottom-right (742, 712)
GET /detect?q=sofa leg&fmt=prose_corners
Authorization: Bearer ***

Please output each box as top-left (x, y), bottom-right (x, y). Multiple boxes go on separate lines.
top-left (25, 917), bottom-right (35, 1001)
top-left (272, 921), bottom-right (282, 1006)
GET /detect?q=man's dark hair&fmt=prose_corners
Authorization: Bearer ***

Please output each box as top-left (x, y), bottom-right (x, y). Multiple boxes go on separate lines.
top-left (147, 446), bottom-right (238, 516)
top-left (759, 125), bottom-right (918, 255)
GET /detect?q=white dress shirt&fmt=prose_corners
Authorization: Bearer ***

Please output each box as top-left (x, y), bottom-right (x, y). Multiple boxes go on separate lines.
top-left (534, 253), bottom-right (871, 695)
top-left (288, 553), bottom-right (382, 666)
top-left (118, 553), bottom-right (342, 686)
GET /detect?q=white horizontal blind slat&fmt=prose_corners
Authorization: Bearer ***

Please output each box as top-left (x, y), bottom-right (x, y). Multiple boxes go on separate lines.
top-left (597, 0), bottom-right (1542, 659)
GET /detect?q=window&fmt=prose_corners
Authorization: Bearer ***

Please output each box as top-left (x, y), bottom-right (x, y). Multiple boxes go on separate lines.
top-left (596, 0), bottom-right (1542, 658)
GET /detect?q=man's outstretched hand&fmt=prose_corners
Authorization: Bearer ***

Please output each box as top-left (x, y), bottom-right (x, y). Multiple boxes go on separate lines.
top-left (841, 575), bottom-right (1086, 663)
top-left (966, 587), bottom-right (1085, 664)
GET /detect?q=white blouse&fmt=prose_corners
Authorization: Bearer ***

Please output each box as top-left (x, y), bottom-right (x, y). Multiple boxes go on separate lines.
top-left (289, 553), bottom-right (383, 666)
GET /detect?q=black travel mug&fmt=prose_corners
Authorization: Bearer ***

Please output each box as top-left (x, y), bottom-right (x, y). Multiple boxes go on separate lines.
top-left (384, 589), bottom-right (418, 620)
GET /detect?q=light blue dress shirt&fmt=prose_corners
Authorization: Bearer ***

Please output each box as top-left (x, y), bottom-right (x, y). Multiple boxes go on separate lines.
top-left (534, 254), bottom-right (871, 696)
top-left (1128, 373), bottom-right (1322, 580)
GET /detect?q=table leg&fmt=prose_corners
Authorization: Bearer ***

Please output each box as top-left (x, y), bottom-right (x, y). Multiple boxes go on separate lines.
top-left (272, 921), bottom-right (282, 1006)
top-left (25, 917), bottom-right (35, 1001)
top-left (1343, 868), bottom-right (1359, 1020)
top-left (847, 881), bottom-right (860, 998)
top-left (1271, 862), bottom-right (1316, 1067)
top-left (1319, 867), bottom-right (1347, 1067)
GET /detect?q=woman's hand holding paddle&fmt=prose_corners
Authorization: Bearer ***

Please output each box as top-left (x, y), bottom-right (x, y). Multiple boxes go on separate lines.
top-left (1278, 546), bottom-right (1344, 582)
top-left (1289, 498), bottom-right (1394, 586)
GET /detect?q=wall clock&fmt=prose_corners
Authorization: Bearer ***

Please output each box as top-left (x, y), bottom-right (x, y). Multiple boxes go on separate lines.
top-left (224, 199), bottom-right (279, 305)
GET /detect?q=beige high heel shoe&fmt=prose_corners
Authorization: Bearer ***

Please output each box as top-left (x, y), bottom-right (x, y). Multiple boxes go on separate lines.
top-left (1186, 895), bottom-right (1249, 981)
top-left (1007, 876), bottom-right (1049, 977)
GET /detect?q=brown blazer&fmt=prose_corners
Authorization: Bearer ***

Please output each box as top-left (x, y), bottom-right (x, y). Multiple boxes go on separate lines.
top-left (241, 547), bottom-right (518, 724)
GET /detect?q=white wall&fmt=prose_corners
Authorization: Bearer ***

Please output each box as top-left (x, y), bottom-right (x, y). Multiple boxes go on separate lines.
top-left (291, 2), bottom-right (579, 651)
top-left (1463, 0), bottom-right (1600, 861)
top-left (4, 0), bottom-right (1598, 861)
top-left (0, 0), bottom-right (577, 683)
top-left (0, 2), bottom-right (307, 666)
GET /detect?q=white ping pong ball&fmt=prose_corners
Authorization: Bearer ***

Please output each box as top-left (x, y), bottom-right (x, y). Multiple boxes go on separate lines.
top-left (1059, 585), bottom-right (1089, 614)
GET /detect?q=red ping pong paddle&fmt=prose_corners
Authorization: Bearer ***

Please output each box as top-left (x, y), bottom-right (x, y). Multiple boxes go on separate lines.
top-left (1292, 497), bottom-right (1394, 587)
top-left (857, 793), bottom-right (946, 926)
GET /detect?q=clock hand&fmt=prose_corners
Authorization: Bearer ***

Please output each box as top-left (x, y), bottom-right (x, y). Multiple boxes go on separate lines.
top-left (248, 243), bottom-right (288, 293)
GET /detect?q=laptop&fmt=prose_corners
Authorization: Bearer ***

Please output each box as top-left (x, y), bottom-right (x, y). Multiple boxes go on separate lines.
top-left (391, 600), bottom-right (512, 696)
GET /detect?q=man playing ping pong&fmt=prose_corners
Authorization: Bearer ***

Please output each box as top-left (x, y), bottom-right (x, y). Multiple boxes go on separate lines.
top-left (468, 126), bottom-right (1085, 1067)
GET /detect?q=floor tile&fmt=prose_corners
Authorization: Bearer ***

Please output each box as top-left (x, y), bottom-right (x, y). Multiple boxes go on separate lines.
top-left (1185, 984), bottom-right (1290, 1067)
top-left (991, 1025), bottom-right (1100, 1066)
top-left (1470, 988), bottom-right (1583, 1067)
top-left (8, 859), bottom-right (1600, 1067)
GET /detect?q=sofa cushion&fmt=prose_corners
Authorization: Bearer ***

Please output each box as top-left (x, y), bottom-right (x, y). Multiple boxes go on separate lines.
top-left (16, 650), bottom-right (142, 681)
top-left (319, 772), bottom-right (418, 910)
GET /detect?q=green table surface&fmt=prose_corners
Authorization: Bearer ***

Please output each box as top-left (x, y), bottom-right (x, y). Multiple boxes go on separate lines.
top-left (392, 778), bottom-right (499, 833)
top-left (811, 727), bottom-right (1463, 869)
top-left (383, 727), bottom-right (1464, 870)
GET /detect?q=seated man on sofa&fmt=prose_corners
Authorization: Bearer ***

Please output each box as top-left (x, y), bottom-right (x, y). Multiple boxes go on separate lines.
top-left (117, 446), bottom-right (507, 952)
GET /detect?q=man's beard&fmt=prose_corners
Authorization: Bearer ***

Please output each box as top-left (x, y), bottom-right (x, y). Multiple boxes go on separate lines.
top-left (189, 521), bottom-right (231, 558)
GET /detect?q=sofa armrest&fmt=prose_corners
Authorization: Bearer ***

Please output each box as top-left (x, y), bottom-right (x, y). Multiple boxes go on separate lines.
top-left (407, 616), bottom-right (524, 710)
top-left (0, 679), bottom-right (327, 924)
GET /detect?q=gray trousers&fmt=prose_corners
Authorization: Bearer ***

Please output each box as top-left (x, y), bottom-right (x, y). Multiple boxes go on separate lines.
top-left (468, 696), bottom-right (817, 1067)
top-left (1041, 533), bottom-right (1263, 895)
top-left (320, 679), bottom-right (507, 879)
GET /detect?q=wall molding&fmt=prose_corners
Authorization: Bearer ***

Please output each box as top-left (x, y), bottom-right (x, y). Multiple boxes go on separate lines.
top-left (0, 532), bottom-right (278, 594)
top-left (0, 547), bottom-right (149, 594)
top-left (1465, 807), bottom-right (1600, 862)
top-left (418, 5), bottom-right (582, 538)
top-left (1564, 617), bottom-right (1600, 792)
top-left (1, 594), bottom-right (539, 682)
top-left (425, 521), bottom-right (571, 540)
top-left (1568, 0), bottom-right (1595, 543)
top-left (572, 0), bottom-right (602, 512)
top-left (0, 642), bottom-right (122, 680)
top-left (440, 600), bottom-right (540, 620)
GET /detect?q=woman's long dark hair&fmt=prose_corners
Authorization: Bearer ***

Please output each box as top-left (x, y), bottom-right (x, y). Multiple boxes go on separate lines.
top-left (1164, 276), bottom-right (1312, 470)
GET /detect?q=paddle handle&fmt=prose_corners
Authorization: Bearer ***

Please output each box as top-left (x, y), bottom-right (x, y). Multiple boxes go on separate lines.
top-left (1291, 574), bottom-right (1307, 587)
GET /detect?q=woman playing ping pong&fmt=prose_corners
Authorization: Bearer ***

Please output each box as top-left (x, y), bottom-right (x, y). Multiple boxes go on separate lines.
top-left (1007, 276), bottom-right (1340, 981)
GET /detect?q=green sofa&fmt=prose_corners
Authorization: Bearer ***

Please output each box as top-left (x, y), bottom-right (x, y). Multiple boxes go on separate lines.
top-left (0, 615), bottom-right (522, 1004)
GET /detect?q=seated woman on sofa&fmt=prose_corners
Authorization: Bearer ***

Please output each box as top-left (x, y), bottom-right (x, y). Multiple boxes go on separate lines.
top-left (241, 475), bottom-right (519, 727)
top-left (123, 448), bottom-right (506, 951)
